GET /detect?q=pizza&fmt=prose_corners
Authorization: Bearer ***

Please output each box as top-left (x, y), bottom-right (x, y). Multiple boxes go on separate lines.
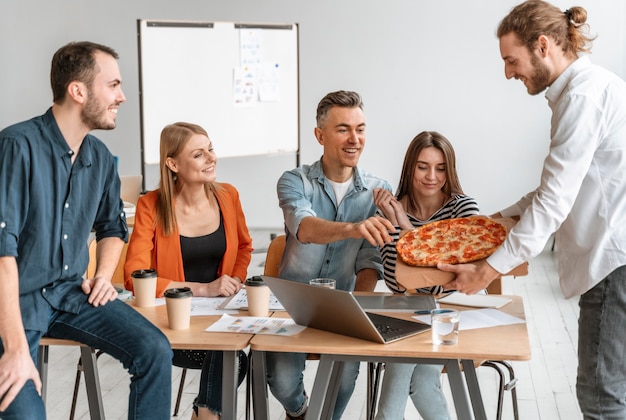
top-left (396, 216), bottom-right (507, 267)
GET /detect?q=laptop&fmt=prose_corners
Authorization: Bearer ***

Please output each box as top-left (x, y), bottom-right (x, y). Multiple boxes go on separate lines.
top-left (262, 276), bottom-right (431, 344)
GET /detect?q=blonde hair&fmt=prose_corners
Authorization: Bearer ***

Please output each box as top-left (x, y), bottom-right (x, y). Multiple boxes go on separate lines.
top-left (157, 122), bottom-right (220, 235)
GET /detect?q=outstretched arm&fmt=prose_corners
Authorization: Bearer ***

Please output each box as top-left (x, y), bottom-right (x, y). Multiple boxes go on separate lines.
top-left (297, 215), bottom-right (395, 247)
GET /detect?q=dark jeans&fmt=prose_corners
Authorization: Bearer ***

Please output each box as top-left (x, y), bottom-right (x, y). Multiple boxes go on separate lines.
top-left (173, 349), bottom-right (248, 415)
top-left (0, 299), bottom-right (173, 420)
top-left (577, 265), bottom-right (626, 419)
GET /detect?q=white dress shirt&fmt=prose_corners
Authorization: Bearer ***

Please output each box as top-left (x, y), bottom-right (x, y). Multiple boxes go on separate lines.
top-left (488, 56), bottom-right (626, 298)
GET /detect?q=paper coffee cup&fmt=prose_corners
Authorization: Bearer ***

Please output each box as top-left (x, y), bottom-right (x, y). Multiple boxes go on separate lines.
top-left (164, 287), bottom-right (193, 330)
top-left (132, 269), bottom-right (157, 307)
top-left (245, 276), bottom-right (270, 317)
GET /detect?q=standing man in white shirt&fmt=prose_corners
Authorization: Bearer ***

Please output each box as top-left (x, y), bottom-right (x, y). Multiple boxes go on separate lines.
top-left (439, 1), bottom-right (626, 418)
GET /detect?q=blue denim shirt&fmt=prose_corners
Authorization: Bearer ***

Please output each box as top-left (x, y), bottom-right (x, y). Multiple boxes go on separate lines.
top-left (277, 159), bottom-right (392, 291)
top-left (0, 108), bottom-right (128, 331)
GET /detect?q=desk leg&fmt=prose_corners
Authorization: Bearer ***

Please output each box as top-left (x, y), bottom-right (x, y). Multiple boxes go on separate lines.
top-left (79, 346), bottom-right (105, 420)
top-left (36, 345), bottom-right (49, 404)
top-left (444, 359), bottom-right (473, 420)
top-left (251, 350), bottom-right (270, 420)
top-left (461, 360), bottom-right (487, 420)
top-left (308, 355), bottom-right (339, 420)
top-left (222, 350), bottom-right (238, 419)
top-left (322, 360), bottom-right (344, 419)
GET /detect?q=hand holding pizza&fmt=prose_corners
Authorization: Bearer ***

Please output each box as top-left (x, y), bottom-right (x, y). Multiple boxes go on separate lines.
top-left (438, 260), bottom-right (502, 295)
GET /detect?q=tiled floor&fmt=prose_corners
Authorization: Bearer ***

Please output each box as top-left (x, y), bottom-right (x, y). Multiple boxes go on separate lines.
top-left (42, 237), bottom-right (583, 419)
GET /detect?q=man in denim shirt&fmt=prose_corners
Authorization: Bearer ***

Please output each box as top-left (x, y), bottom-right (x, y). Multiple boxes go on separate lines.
top-left (0, 42), bottom-right (172, 419)
top-left (266, 90), bottom-right (395, 420)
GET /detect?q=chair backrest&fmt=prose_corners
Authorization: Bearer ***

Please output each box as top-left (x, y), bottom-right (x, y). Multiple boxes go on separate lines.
top-left (486, 277), bottom-right (503, 294)
top-left (263, 234), bottom-right (286, 277)
top-left (120, 175), bottom-right (143, 204)
top-left (87, 239), bottom-right (129, 285)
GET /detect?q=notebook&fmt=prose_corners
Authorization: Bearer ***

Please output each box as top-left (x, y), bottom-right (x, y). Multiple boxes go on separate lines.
top-left (262, 276), bottom-right (431, 344)
top-left (437, 293), bottom-right (512, 309)
top-left (354, 294), bottom-right (437, 312)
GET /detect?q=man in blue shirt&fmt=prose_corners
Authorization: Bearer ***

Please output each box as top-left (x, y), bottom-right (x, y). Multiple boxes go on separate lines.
top-left (266, 90), bottom-right (395, 420)
top-left (0, 41), bottom-right (172, 419)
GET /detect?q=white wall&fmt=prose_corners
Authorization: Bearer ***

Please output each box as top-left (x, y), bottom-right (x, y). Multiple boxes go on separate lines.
top-left (1, 0), bottom-right (624, 228)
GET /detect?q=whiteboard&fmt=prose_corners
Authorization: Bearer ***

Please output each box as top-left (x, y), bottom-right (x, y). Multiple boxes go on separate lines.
top-left (137, 20), bottom-right (299, 164)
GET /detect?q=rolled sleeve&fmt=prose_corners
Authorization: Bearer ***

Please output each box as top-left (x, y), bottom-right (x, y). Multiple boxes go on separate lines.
top-left (277, 169), bottom-right (317, 241)
top-left (0, 138), bottom-right (29, 257)
top-left (93, 161), bottom-right (129, 243)
top-left (355, 245), bottom-right (382, 277)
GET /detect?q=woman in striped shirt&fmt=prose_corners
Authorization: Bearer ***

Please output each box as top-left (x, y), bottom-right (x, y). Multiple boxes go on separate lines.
top-left (373, 131), bottom-right (478, 420)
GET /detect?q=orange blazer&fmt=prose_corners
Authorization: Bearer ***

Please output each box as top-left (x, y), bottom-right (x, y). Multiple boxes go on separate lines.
top-left (124, 184), bottom-right (253, 297)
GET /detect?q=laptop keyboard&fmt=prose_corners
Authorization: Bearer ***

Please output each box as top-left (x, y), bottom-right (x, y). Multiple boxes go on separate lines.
top-left (367, 312), bottom-right (428, 342)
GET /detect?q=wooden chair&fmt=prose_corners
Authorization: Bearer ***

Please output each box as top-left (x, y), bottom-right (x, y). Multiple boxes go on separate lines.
top-left (120, 174), bottom-right (143, 204)
top-left (38, 238), bottom-right (129, 420)
top-left (263, 234), bottom-right (286, 277)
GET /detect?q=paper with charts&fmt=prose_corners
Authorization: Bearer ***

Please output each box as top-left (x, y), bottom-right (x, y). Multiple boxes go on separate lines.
top-left (205, 314), bottom-right (306, 335)
top-left (219, 288), bottom-right (285, 311)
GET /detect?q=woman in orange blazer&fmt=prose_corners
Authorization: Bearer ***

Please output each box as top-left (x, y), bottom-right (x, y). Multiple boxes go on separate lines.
top-left (124, 122), bottom-right (252, 420)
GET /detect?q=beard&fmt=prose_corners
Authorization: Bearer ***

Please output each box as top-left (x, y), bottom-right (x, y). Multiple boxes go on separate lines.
top-left (81, 91), bottom-right (116, 130)
top-left (526, 52), bottom-right (552, 95)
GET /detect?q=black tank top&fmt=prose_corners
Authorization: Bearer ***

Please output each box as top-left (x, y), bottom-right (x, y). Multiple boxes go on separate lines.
top-left (179, 212), bottom-right (226, 283)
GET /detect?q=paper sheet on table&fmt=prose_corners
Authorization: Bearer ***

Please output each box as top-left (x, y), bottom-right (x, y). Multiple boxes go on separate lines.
top-left (154, 297), bottom-right (239, 315)
top-left (412, 308), bottom-right (525, 330)
top-left (219, 288), bottom-right (285, 311)
top-left (205, 314), bottom-right (306, 335)
top-left (437, 293), bottom-right (512, 309)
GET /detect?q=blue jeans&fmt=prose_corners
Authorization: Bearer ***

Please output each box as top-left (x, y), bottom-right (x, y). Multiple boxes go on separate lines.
top-left (375, 362), bottom-right (451, 420)
top-left (0, 299), bottom-right (173, 420)
top-left (266, 351), bottom-right (360, 419)
top-left (189, 350), bottom-right (247, 415)
top-left (577, 265), bottom-right (626, 419)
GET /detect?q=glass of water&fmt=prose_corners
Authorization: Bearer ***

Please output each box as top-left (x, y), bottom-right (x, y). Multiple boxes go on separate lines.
top-left (309, 278), bottom-right (336, 289)
top-left (431, 309), bottom-right (460, 345)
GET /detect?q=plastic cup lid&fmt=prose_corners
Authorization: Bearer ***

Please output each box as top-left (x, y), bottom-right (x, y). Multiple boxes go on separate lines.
top-left (245, 276), bottom-right (266, 287)
top-left (164, 287), bottom-right (193, 298)
top-left (131, 269), bottom-right (157, 278)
